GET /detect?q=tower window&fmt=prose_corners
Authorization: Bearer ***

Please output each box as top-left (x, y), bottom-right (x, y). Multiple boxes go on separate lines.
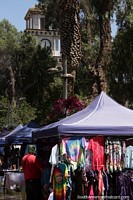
top-left (55, 39), bottom-right (59, 51)
top-left (40, 18), bottom-right (45, 30)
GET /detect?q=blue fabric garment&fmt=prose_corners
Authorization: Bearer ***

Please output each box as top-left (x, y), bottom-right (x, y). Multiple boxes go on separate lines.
top-left (102, 171), bottom-right (109, 195)
top-left (125, 145), bottom-right (133, 169)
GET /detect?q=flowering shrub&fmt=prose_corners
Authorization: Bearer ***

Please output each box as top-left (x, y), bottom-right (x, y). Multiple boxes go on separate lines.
top-left (49, 95), bottom-right (85, 122)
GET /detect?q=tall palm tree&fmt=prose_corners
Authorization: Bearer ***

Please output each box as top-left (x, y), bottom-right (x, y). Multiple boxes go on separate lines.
top-left (58, 0), bottom-right (81, 95)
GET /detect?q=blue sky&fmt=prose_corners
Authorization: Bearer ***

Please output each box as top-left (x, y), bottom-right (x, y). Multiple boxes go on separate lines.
top-left (0, 0), bottom-right (117, 36)
top-left (0, 0), bottom-right (37, 32)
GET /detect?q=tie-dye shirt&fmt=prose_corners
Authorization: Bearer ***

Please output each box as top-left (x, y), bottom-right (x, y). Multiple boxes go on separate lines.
top-left (52, 162), bottom-right (68, 200)
top-left (61, 137), bottom-right (86, 166)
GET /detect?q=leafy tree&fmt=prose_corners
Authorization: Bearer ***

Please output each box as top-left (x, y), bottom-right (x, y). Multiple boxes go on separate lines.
top-left (0, 94), bottom-right (37, 129)
top-left (75, 1), bottom-right (99, 97)
top-left (0, 95), bottom-right (9, 129)
top-left (0, 1), bottom-right (133, 127)
top-left (38, 0), bottom-right (81, 96)
top-left (37, 0), bottom-right (113, 99)
top-left (107, 0), bottom-right (133, 107)
top-left (0, 19), bottom-right (20, 107)
top-left (17, 41), bottom-right (58, 124)
top-left (0, 19), bottom-right (63, 126)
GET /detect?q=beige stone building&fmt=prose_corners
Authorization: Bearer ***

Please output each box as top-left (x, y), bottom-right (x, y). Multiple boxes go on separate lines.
top-left (24, 4), bottom-right (61, 65)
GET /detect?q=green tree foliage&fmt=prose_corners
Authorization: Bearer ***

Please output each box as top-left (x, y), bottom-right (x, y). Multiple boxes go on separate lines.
top-left (9, 31), bottom-right (60, 125)
top-left (37, 0), bottom-right (59, 29)
top-left (0, 20), bottom-right (38, 128)
top-left (0, 19), bottom-right (20, 107)
top-left (0, 0), bottom-right (133, 127)
top-left (37, 0), bottom-right (99, 98)
top-left (0, 95), bottom-right (9, 129)
top-left (0, 94), bottom-right (37, 129)
top-left (107, 0), bottom-right (133, 107)
top-left (0, 19), bottom-right (19, 50)
top-left (0, 20), bottom-right (56, 127)
top-left (20, 43), bottom-right (58, 124)
top-left (75, 1), bottom-right (99, 97)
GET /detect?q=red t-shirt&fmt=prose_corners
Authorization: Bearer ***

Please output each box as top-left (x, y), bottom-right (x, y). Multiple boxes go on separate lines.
top-left (88, 136), bottom-right (106, 170)
top-left (21, 153), bottom-right (43, 180)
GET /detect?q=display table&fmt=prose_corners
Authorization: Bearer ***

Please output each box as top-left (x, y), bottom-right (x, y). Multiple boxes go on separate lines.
top-left (5, 170), bottom-right (26, 200)
top-left (5, 170), bottom-right (25, 190)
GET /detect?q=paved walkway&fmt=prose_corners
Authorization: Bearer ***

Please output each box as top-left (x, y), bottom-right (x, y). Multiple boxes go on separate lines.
top-left (0, 192), bottom-right (22, 200)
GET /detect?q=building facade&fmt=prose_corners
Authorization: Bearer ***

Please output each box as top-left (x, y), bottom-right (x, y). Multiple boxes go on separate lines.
top-left (24, 4), bottom-right (61, 65)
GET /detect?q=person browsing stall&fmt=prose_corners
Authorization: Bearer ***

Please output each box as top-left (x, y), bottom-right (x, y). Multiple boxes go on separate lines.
top-left (21, 145), bottom-right (43, 200)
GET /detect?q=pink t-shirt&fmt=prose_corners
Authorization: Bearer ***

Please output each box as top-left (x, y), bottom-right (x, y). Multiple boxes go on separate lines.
top-left (88, 136), bottom-right (106, 170)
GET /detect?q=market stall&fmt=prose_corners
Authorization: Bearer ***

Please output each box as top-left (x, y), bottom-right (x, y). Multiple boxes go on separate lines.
top-left (32, 91), bottom-right (133, 199)
top-left (6, 121), bottom-right (40, 145)
top-left (3, 121), bottom-right (40, 170)
top-left (0, 122), bottom-right (40, 199)
top-left (0, 125), bottom-right (23, 149)
top-left (33, 91), bottom-right (133, 137)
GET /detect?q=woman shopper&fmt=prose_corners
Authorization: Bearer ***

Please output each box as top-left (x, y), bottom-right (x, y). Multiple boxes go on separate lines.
top-left (21, 145), bottom-right (43, 200)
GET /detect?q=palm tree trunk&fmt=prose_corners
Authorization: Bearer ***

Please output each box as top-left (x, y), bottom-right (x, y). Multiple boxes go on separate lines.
top-left (58, 0), bottom-right (81, 96)
top-left (92, 0), bottom-right (113, 97)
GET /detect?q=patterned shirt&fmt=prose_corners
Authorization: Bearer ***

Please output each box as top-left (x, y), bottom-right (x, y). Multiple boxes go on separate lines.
top-left (105, 137), bottom-right (126, 172)
top-left (52, 162), bottom-right (68, 200)
top-left (61, 137), bottom-right (86, 167)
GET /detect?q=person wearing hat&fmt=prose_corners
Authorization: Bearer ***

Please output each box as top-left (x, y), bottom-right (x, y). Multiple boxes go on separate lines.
top-left (21, 145), bottom-right (43, 200)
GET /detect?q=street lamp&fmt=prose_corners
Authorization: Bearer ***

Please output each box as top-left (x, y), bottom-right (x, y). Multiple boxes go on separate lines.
top-left (48, 55), bottom-right (74, 99)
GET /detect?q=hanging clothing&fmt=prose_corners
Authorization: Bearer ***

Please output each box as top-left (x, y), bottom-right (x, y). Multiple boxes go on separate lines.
top-left (61, 137), bottom-right (86, 162)
top-left (88, 136), bottom-right (106, 171)
top-left (49, 144), bottom-right (59, 166)
top-left (66, 164), bottom-right (73, 200)
top-left (125, 145), bottom-right (133, 169)
top-left (86, 170), bottom-right (95, 198)
top-left (117, 170), bottom-right (133, 199)
top-left (85, 139), bottom-right (92, 171)
top-left (107, 172), bottom-right (118, 196)
top-left (105, 137), bottom-right (126, 172)
top-left (74, 166), bottom-right (88, 197)
top-left (98, 170), bottom-right (105, 199)
top-left (102, 171), bottom-right (109, 195)
top-left (52, 162), bottom-right (68, 200)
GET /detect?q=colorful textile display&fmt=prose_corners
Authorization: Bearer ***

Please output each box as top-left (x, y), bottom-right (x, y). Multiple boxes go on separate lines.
top-left (52, 162), bottom-right (68, 200)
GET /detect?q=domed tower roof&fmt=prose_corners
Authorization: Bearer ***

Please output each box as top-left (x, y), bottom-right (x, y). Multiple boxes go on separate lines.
top-left (24, 4), bottom-right (44, 20)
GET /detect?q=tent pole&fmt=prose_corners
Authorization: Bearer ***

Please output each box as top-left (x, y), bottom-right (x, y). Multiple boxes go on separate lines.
top-left (58, 135), bottom-right (61, 161)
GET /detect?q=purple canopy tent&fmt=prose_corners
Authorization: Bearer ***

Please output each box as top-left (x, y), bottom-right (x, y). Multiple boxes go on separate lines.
top-left (32, 91), bottom-right (133, 139)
